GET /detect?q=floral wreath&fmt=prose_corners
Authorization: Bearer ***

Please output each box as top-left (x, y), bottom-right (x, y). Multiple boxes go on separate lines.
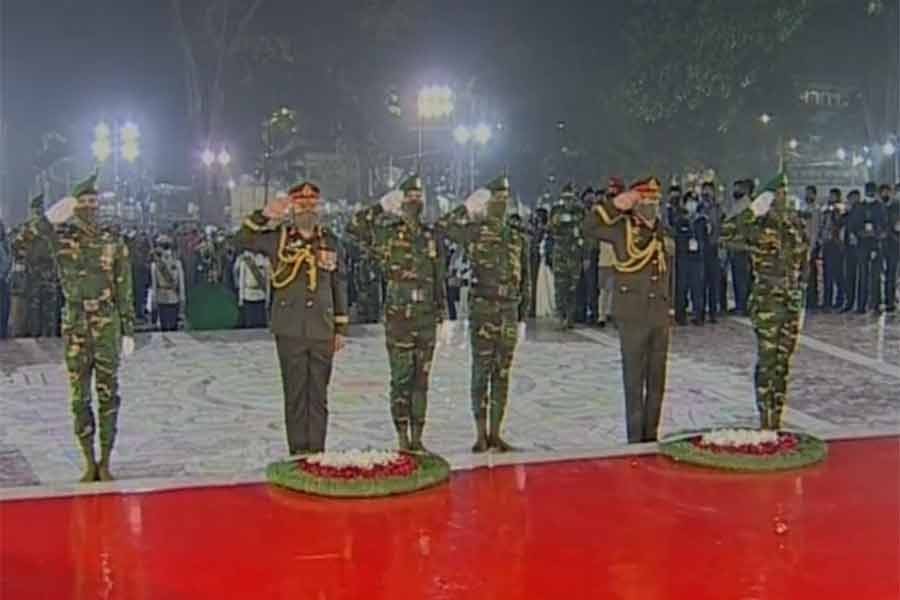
top-left (659, 429), bottom-right (827, 472)
top-left (266, 449), bottom-right (451, 498)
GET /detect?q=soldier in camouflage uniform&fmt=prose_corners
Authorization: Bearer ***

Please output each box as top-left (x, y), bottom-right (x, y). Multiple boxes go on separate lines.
top-left (436, 175), bottom-right (530, 453)
top-left (721, 173), bottom-right (809, 430)
top-left (347, 175), bottom-right (446, 451)
top-left (13, 194), bottom-right (61, 337)
top-left (549, 183), bottom-right (584, 329)
top-left (40, 174), bottom-right (136, 481)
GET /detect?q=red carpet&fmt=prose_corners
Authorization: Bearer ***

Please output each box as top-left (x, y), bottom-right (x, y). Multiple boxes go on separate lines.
top-left (2, 437), bottom-right (898, 599)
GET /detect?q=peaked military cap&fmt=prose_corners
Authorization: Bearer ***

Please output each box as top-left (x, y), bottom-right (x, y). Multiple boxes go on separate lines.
top-left (630, 177), bottom-right (662, 200)
top-left (486, 175), bottom-right (510, 192)
top-left (29, 193), bottom-right (45, 209)
top-left (399, 174), bottom-right (423, 193)
top-left (72, 173), bottom-right (99, 198)
top-left (762, 172), bottom-right (788, 193)
top-left (560, 182), bottom-right (576, 197)
top-left (288, 181), bottom-right (321, 198)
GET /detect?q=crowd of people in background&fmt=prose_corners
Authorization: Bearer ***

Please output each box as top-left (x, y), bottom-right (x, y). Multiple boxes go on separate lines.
top-left (0, 176), bottom-right (897, 339)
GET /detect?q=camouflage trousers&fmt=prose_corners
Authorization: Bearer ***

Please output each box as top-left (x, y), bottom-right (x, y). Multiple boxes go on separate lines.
top-left (750, 287), bottom-right (802, 430)
top-left (27, 279), bottom-right (59, 337)
top-left (385, 315), bottom-right (437, 431)
top-left (63, 311), bottom-right (123, 454)
top-left (552, 251), bottom-right (580, 324)
top-left (469, 297), bottom-right (520, 426)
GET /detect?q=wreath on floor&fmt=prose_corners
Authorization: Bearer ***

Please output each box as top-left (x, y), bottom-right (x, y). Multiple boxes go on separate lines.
top-left (659, 429), bottom-right (827, 472)
top-left (266, 449), bottom-right (451, 498)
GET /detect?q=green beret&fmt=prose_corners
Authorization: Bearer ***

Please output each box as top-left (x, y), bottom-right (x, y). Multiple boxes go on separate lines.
top-left (29, 193), bottom-right (45, 209)
top-left (486, 175), bottom-right (510, 193)
top-left (561, 182), bottom-right (576, 197)
top-left (72, 173), bottom-right (99, 198)
top-left (399, 174), bottom-right (423, 193)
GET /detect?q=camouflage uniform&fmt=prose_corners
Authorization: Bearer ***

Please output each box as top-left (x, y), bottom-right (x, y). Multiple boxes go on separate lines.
top-left (40, 175), bottom-right (135, 480)
top-left (346, 176), bottom-right (446, 450)
top-left (436, 176), bottom-right (531, 452)
top-left (13, 195), bottom-right (60, 337)
top-left (549, 186), bottom-right (584, 328)
top-left (721, 174), bottom-right (809, 430)
top-left (7, 225), bottom-right (29, 337)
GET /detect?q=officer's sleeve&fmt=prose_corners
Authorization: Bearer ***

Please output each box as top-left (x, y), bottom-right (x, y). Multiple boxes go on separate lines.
top-left (435, 205), bottom-right (476, 246)
top-left (236, 210), bottom-right (279, 262)
top-left (332, 238), bottom-right (350, 337)
top-left (518, 233), bottom-right (532, 322)
top-left (720, 208), bottom-right (755, 251)
top-left (582, 197), bottom-right (623, 244)
top-left (347, 205), bottom-right (386, 260)
top-left (115, 241), bottom-right (136, 337)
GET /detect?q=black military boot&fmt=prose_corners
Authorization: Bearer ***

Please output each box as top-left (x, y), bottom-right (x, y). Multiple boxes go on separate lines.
top-left (472, 414), bottom-right (489, 453)
top-left (78, 435), bottom-right (98, 483)
top-left (488, 408), bottom-right (515, 453)
top-left (410, 421), bottom-right (429, 454)
top-left (395, 422), bottom-right (411, 452)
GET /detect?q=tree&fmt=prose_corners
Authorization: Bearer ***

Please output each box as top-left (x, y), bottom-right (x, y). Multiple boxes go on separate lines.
top-left (170, 0), bottom-right (267, 149)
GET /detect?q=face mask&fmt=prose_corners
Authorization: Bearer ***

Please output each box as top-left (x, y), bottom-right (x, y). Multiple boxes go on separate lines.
top-left (401, 199), bottom-right (423, 222)
top-left (881, 195), bottom-right (891, 203)
top-left (486, 200), bottom-right (507, 220)
top-left (733, 191), bottom-right (744, 200)
top-left (634, 201), bottom-right (659, 223)
top-left (292, 209), bottom-right (319, 231)
top-left (685, 201), bottom-right (698, 214)
top-left (701, 193), bottom-right (712, 203)
top-left (864, 195), bottom-right (875, 203)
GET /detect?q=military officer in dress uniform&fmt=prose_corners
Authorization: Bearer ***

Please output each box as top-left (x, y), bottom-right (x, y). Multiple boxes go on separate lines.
top-left (150, 234), bottom-right (186, 331)
top-left (347, 175), bottom-right (447, 452)
top-left (437, 175), bottom-right (530, 452)
top-left (238, 181), bottom-right (349, 455)
top-left (583, 177), bottom-right (674, 444)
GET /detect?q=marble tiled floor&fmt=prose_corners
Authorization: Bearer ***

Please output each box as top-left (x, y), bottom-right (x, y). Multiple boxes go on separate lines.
top-left (1, 313), bottom-right (898, 495)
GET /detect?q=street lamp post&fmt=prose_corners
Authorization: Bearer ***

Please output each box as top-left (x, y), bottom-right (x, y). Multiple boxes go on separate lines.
top-left (454, 122), bottom-right (492, 193)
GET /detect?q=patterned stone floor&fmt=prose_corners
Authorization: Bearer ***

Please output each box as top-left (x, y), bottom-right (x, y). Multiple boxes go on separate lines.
top-left (1, 312), bottom-right (898, 494)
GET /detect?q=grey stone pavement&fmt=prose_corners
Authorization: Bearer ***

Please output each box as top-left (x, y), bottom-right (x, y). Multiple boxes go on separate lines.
top-left (1, 312), bottom-right (898, 495)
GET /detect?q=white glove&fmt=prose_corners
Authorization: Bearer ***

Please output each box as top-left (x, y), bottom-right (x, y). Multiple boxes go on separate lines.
top-left (464, 189), bottom-right (491, 218)
top-left (121, 336), bottom-right (135, 358)
top-left (750, 192), bottom-right (774, 218)
top-left (46, 197), bottom-right (76, 224)
top-left (379, 190), bottom-right (404, 216)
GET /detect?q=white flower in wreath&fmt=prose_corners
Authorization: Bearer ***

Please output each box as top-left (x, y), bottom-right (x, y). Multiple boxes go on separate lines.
top-left (700, 429), bottom-right (779, 448)
top-left (305, 449), bottom-right (402, 470)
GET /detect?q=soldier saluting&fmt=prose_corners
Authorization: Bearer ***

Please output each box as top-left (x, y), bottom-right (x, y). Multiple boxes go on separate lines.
top-left (549, 182), bottom-right (584, 330)
top-left (346, 175), bottom-right (447, 452)
top-left (40, 174), bottom-right (136, 481)
top-left (583, 177), bottom-right (674, 444)
top-left (436, 175), bottom-right (530, 453)
top-left (721, 173), bottom-right (809, 430)
top-left (238, 181), bottom-right (349, 455)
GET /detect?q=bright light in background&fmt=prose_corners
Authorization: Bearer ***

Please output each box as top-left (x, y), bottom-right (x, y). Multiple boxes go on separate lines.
top-left (788, 138), bottom-right (799, 150)
top-left (865, 158), bottom-right (873, 169)
top-left (863, 145), bottom-right (871, 155)
top-left (883, 141), bottom-right (897, 156)
top-left (852, 154), bottom-right (864, 167)
top-left (227, 179), bottom-right (237, 190)
top-left (453, 125), bottom-right (471, 145)
top-left (201, 149), bottom-right (216, 167)
top-left (121, 122), bottom-right (141, 163)
top-left (759, 113), bottom-right (772, 125)
top-left (417, 85), bottom-right (454, 120)
top-left (217, 149), bottom-right (232, 167)
top-left (473, 123), bottom-right (493, 145)
top-left (836, 148), bottom-right (847, 161)
top-left (92, 121), bottom-right (112, 163)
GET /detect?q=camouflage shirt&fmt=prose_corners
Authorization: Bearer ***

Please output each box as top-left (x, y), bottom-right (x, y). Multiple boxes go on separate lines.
top-left (549, 201), bottom-right (585, 255)
top-left (721, 207), bottom-right (809, 307)
top-left (22, 219), bottom-right (135, 336)
top-left (436, 206), bottom-right (531, 321)
top-left (347, 205), bottom-right (446, 326)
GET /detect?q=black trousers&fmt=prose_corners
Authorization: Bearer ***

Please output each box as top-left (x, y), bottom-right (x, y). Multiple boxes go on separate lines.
top-left (822, 242), bottom-right (845, 308)
top-left (703, 245), bottom-right (720, 317)
top-left (730, 251), bottom-right (751, 313)
top-left (618, 322), bottom-right (669, 443)
top-left (884, 246), bottom-right (898, 311)
top-left (240, 301), bottom-right (268, 328)
top-left (0, 282), bottom-right (9, 338)
top-left (159, 303), bottom-right (179, 331)
top-left (275, 336), bottom-right (335, 454)
top-left (844, 248), bottom-right (859, 309)
top-left (857, 244), bottom-right (881, 311)
top-left (675, 257), bottom-right (704, 323)
top-left (806, 256), bottom-right (820, 309)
